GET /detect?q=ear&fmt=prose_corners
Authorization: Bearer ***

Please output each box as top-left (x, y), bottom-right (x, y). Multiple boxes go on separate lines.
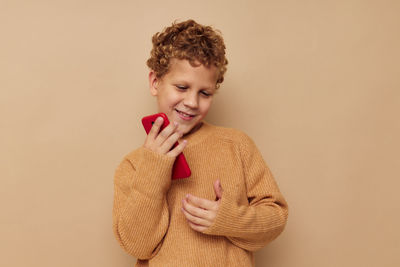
top-left (149, 70), bottom-right (159, 96)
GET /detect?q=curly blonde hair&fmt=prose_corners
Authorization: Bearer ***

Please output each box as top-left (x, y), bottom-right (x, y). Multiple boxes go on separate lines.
top-left (146, 19), bottom-right (228, 88)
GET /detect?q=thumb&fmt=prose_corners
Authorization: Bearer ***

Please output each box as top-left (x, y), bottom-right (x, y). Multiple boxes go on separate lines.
top-left (213, 179), bottom-right (223, 200)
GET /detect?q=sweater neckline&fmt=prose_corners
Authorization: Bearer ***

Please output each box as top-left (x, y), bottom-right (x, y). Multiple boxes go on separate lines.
top-left (179, 121), bottom-right (213, 148)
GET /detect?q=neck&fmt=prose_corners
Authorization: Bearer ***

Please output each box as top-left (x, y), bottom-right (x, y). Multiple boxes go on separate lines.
top-left (183, 122), bottom-right (203, 137)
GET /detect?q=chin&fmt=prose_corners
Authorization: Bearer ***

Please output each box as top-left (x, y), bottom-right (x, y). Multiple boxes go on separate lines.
top-left (179, 125), bottom-right (194, 135)
top-left (182, 121), bottom-right (204, 136)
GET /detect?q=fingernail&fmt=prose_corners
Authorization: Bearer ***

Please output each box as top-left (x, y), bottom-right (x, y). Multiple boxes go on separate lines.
top-left (173, 121), bottom-right (178, 126)
top-left (156, 117), bottom-right (163, 122)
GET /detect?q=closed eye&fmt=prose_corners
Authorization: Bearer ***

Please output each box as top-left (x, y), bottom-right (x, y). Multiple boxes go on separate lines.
top-left (176, 85), bottom-right (188, 90)
top-left (201, 91), bottom-right (212, 97)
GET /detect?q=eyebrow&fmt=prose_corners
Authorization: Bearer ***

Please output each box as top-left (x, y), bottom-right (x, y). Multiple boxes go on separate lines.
top-left (174, 80), bottom-right (215, 90)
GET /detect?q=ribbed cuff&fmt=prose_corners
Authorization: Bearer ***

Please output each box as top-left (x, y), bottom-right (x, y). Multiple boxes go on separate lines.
top-left (127, 147), bottom-right (175, 198)
top-left (203, 191), bottom-right (287, 239)
top-left (202, 192), bottom-right (242, 236)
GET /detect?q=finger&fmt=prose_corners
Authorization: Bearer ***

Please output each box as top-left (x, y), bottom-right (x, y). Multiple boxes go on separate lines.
top-left (187, 220), bottom-right (207, 232)
top-left (181, 207), bottom-right (211, 227)
top-left (182, 197), bottom-right (209, 219)
top-left (154, 121), bottom-right (178, 147)
top-left (182, 197), bottom-right (214, 220)
top-left (147, 116), bottom-right (164, 140)
top-left (213, 180), bottom-right (223, 200)
top-left (186, 194), bottom-right (217, 211)
top-left (166, 140), bottom-right (187, 157)
top-left (143, 117), bottom-right (164, 150)
top-left (159, 131), bottom-right (181, 154)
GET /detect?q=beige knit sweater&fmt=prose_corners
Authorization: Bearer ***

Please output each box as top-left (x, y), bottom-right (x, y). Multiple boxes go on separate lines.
top-left (112, 122), bottom-right (288, 266)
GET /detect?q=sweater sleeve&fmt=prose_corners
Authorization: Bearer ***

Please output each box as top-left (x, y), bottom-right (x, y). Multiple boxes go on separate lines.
top-left (202, 135), bottom-right (288, 251)
top-left (112, 147), bottom-right (175, 259)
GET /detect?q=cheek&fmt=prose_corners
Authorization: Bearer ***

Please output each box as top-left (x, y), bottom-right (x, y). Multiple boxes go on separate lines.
top-left (167, 92), bottom-right (183, 105)
top-left (160, 94), bottom-right (180, 108)
top-left (199, 99), bottom-right (213, 114)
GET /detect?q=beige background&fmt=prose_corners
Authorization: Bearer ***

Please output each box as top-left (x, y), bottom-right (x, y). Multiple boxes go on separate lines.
top-left (1, 0), bottom-right (399, 266)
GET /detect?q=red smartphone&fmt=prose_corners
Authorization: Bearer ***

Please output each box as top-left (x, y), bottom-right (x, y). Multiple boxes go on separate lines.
top-left (141, 113), bottom-right (191, 179)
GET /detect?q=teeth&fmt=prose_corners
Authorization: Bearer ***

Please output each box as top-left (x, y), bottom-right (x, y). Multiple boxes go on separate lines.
top-left (180, 111), bottom-right (190, 117)
top-left (177, 110), bottom-right (193, 117)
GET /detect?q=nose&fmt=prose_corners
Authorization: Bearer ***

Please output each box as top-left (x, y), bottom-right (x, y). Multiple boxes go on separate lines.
top-left (183, 91), bottom-right (199, 109)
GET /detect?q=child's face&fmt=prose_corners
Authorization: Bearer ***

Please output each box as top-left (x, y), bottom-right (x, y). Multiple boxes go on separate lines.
top-left (149, 59), bottom-right (218, 135)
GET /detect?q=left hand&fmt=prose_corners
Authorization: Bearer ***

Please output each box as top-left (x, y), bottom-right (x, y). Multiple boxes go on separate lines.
top-left (181, 180), bottom-right (223, 232)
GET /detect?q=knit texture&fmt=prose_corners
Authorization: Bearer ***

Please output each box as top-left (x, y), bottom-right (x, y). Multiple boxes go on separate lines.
top-left (112, 122), bottom-right (288, 266)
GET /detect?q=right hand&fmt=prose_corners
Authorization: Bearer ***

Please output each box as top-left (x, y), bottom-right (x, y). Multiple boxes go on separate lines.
top-left (143, 116), bottom-right (187, 157)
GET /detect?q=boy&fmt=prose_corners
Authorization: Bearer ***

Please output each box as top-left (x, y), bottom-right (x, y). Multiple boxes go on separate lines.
top-left (112, 19), bottom-right (288, 266)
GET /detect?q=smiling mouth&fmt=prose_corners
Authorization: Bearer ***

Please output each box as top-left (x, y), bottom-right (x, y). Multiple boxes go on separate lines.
top-left (175, 109), bottom-right (196, 118)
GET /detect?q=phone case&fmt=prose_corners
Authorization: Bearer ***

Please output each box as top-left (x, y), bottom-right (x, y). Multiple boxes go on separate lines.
top-left (141, 113), bottom-right (191, 179)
